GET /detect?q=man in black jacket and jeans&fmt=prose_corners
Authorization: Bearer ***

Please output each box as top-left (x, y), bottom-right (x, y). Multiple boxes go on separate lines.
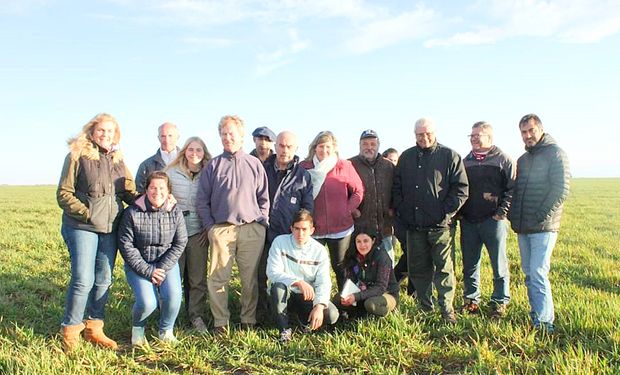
top-left (459, 121), bottom-right (515, 318)
top-left (508, 114), bottom-right (570, 333)
top-left (392, 118), bottom-right (469, 323)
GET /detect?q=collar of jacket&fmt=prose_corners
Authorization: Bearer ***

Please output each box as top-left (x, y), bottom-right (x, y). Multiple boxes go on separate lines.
top-left (358, 154), bottom-right (380, 167)
top-left (222, 148), bottom-right (246, 160)
top-left (526, 133), bottom-right (556, 153)
top-left (417, 141), bottom-right (438, 154)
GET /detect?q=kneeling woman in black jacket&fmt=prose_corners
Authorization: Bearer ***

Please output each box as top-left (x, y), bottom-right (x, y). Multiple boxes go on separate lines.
top-left (339, 231), bottom-right (399, 317)
top-left (119, 171), bottom-right (188, 346)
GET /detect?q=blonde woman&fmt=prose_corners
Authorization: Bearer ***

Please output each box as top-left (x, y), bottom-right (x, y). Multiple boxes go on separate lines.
top-left (300, 131), bottom-right (364, 291)
top-left (165, 136), bottom-right (212, 333)
top-left (57, 113), bottom-right (138, 351)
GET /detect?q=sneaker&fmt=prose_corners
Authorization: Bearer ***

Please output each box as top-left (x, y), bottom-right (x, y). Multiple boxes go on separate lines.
top-left (212, 325), bottom-right (228, 337)
top-left (461, 299), bottom-right (480, 314)
top-left (279, 328), bottom-right (292, 343)
top-left (131, 326), bottom-right (148, 347)
top-left (442, 311), bottom-right (457, 324)
top-left (158, 329), bottom-right (178, 344)
top-left (191, 317), bottom-right (208, 334)
top-left (489, 303), bottom-right (507, 319)
top-left (240, 323), bottom-right (255, 331)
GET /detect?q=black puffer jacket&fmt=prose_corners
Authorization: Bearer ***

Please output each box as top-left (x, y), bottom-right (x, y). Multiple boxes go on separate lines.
top-left (344, 244), bottom-right (399, 302)
top-left (509, 134), bottom-right (570, 233)
top-left (392, 142), bottom-right (469, 231)
top-left (118, 196), bottom-right (188, 279)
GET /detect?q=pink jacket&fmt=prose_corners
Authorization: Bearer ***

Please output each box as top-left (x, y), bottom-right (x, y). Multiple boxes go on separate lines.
top-left (301, 159), bottom-right (364, 236)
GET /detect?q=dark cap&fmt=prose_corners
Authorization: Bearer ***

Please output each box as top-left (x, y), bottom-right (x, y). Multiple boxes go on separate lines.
top-left (360, 129), bottom-right (378, 140)
top-left (252, 126), bottom-right (276, 142)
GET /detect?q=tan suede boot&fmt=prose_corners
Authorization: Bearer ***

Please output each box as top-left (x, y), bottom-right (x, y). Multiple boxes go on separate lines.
top-left (83, 320), bottom-right (118, 350)
top-left (61, 323), bottom-right (85, 352)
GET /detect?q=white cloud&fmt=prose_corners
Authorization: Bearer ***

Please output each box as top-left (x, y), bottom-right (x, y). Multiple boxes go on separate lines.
top-left (345, 5), bottom-right (439, 54)
top-left (425, 27), bottom-right (502, 48)
top-left (427, 0), bottom-right (620, 47)
top-left (182, 36), bottom-right (234, 47)
top-left (255, 28), bottom-right (309, 76)
top-left (0, 0), bottom-right (49, 15)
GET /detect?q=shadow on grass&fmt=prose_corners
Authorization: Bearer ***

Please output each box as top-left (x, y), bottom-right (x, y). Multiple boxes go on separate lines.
top-left (560, 262), bottom-right (620, 296)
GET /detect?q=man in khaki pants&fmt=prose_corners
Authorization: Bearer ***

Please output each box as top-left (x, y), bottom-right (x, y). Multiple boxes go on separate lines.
top-left (197, 115), bottom-right (270, 335)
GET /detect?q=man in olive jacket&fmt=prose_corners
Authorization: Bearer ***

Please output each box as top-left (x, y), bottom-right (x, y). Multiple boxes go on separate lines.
top-left (392, 118), bottom-right (468, 323)
top-left (508, 113), bottom-right (570, 332)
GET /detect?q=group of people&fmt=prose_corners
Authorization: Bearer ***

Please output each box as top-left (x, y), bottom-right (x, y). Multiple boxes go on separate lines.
top-left (56, 111), bottom-right (570, 351)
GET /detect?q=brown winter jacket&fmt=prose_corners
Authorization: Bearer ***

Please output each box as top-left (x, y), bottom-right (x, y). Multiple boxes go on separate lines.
top-left (349, 154), bottom-right (394, 238)
top-left (57, 137), bottom-right (138, 233)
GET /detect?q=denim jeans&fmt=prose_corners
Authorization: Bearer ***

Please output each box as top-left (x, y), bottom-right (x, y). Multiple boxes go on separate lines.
top-left (407, 228), bottom-right (456, 313)
top-left (124, 263), bottom-right (182, 331)
top-left (61, 224), bottom-right (117, 326)
top-left (270, 282), bottom-right (339, 331)
top-left (460, 217), bottom-right (510, 305)
top-left (518, 232), bottom-right (558, 327)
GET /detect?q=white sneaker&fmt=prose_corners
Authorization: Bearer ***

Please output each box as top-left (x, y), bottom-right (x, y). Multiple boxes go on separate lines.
top-left (158, 329), bottom-right (178, 344)
top-left (131, 326), bottom-right (148, 347)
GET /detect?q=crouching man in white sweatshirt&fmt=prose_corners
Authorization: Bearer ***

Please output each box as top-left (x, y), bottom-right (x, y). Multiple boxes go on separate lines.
top-left (266, 209), bottom-right (339, 343)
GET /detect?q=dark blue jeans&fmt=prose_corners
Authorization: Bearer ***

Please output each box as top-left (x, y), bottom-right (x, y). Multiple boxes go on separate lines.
top-left (270, 282), bottom-right (339, 331)
top-left (460, 217), bottom-right (510, 305)
top-left (60, 224), bottom-right (117, 326)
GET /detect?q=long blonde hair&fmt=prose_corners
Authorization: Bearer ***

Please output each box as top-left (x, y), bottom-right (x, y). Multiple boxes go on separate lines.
top-left (305, 130), bottom-right (339, 162)
top-left (166, 136), bottom-right (212, 176)
top-left (67, 113), bottom-right (122, 161)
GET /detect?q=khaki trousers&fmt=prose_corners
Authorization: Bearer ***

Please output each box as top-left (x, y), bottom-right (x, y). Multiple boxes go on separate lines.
top-left (178, 233), bottom-right (209, 321)
top-left (208, 222), bottom-right (266, 327)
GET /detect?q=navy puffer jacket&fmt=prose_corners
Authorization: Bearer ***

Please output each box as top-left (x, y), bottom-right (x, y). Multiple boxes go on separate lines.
top-left (118, 196), bottom-right (188, 279)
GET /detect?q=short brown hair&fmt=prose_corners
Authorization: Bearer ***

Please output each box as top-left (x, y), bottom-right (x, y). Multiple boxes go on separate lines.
top-left (146, 171), bottom-right (171, 192)
top-left (292, 209), bottom-right (314, 226)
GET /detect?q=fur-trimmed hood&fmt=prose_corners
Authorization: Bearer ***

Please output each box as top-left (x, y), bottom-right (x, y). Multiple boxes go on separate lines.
top-left (68, 134), bottom-right (124, 163)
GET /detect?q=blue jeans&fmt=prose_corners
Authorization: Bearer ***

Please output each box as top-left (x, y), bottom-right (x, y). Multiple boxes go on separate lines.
top-left (61, 224), bottom-right (117, 326)
top-left (124, 263), bottom-right (182, 331)
top-left (460, 217), bottom-right (510, 305)
top-left (518, 232), bottom-right (558, 327)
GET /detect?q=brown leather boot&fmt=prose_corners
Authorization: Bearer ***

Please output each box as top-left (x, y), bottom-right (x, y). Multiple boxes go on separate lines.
top-left (61, 323), bottom-right (85, 352)
top-left (83, 320), bottom-right (118, 350)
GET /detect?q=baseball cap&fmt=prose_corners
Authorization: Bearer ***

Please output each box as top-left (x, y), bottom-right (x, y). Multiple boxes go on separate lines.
top-left (360, 129), bottom-right (378, 140)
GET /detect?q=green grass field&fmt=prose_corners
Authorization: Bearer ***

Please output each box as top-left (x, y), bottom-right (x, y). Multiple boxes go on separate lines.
top-left (1, 179), bottom-right (619, 374)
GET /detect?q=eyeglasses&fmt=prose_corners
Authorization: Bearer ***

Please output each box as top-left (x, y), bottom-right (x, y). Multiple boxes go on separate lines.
top-left (468, 134), bottom-right (489, 139)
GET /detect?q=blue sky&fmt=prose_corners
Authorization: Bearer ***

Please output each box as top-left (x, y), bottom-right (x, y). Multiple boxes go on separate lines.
top-left (1, 0), bottom-right (619, 184)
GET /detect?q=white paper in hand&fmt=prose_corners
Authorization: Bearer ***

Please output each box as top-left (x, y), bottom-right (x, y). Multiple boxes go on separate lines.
top-left (341, 279), bottom-right (361, 306)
